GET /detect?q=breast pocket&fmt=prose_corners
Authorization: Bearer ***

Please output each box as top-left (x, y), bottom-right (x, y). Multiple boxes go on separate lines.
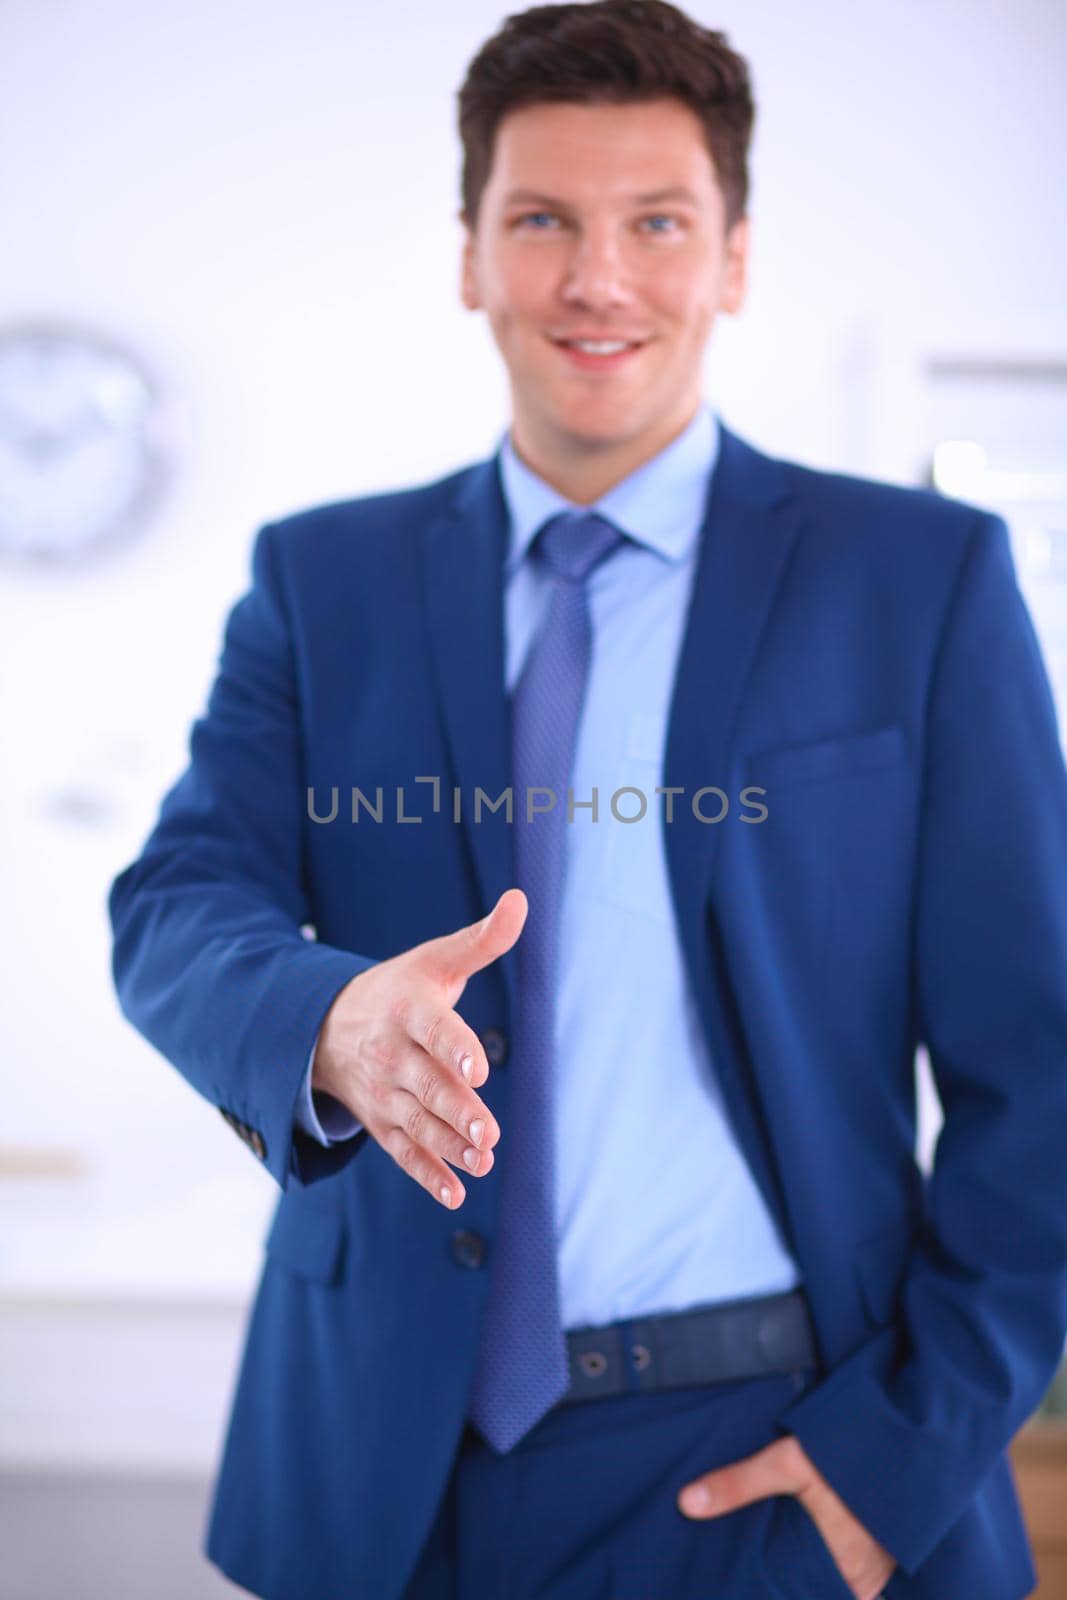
top-left (596, 710), bottom-right (675, 924)
top-left (745, 723), bottom-right (906, 790)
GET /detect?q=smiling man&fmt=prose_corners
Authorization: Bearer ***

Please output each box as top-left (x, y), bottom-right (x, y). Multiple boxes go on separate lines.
top-left (459, 94), bottom-right (749, 502)
top-left (109, 3), bottom-right (1067, 1599)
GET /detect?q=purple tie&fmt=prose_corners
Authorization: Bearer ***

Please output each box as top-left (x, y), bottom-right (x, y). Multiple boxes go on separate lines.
top-left (467, 510), bottom-right (626, 1454)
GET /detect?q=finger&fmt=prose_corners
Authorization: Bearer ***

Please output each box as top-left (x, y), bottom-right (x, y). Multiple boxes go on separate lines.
top-left (677, 1438), bottom-right (801, 1517)
top-left (402, 993), bottom-right (494, 1091)
top-left (392, 1083), bottom-right (497, 1179)
top-left (379, 1120), bottom-right (471, 1210)
top-left (424, 888), bottom-right (528, 986)
top-left (397, 1038), bottom-right (500, 1153)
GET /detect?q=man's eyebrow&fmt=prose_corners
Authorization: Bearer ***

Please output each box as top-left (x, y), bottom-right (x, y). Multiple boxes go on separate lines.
top-left (502, 185), bottom-right (701, 207)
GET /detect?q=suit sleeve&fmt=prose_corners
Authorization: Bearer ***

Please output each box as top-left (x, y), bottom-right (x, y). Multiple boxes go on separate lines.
top-left (777, 511), bottom-right (1067, 1573)
top-left (108, 520), bottom-right (375, 1191)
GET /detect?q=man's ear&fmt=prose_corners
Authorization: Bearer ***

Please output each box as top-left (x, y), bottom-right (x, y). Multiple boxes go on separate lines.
top-left (721, 214), bottom-right (751, 316)
top-left (459, 216), bottom-right (482, 312)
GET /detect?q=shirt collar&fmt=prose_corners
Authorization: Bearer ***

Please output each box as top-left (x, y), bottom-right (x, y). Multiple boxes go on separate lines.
top-left (495, 403), bottom-right (720, 581)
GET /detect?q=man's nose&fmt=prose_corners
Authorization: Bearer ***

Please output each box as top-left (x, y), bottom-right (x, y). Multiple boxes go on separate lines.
top-left (560, 225), bottom-right (634, 306)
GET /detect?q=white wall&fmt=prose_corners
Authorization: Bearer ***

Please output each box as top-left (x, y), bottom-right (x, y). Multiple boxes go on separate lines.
top-left (1, 0), bottom-right (1064, 1504)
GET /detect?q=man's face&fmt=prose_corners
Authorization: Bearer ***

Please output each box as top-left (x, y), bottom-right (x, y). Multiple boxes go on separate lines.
top-left (460, 97), bottom-right (750, 480)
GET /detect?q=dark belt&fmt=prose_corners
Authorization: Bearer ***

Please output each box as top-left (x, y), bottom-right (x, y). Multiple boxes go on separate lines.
top-left (555, 1287), bottom-right (818, 1406)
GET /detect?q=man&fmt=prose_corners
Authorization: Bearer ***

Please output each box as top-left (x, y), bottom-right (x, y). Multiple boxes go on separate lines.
top-left (108, 3), bottom-right (1067, 1597)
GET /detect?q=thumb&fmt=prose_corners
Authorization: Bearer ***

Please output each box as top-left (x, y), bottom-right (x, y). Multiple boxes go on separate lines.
top-left (432, 888), bottom-right (528, 982)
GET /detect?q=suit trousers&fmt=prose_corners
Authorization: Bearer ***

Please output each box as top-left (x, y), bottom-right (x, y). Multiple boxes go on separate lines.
top-left (402, 1367), bottom-right (863, 1600)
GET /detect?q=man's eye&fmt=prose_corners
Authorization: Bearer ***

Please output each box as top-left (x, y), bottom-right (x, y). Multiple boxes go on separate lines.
top-left (515, 211), bottom-right (559, 229)
top-left (641, 214), bottom-right (679, 233)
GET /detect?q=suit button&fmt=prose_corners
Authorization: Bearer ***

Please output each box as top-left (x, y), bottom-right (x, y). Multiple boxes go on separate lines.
top-left (481, 1028), bottom-right (508, 1067)
top-left (451, 1229), bottom-right (486, 1269)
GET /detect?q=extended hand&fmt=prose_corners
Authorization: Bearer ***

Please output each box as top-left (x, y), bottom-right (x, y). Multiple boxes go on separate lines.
top-left (312, 888), bottom-right (527, 1208)
top-left (676, 1433), bottom-right (897, 1600)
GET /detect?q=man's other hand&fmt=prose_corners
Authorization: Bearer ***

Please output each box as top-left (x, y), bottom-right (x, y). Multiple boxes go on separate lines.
top-left (676, 1432), bottom-right (897, 1600)
top-left (311, 889), bottom-right (527, 1207)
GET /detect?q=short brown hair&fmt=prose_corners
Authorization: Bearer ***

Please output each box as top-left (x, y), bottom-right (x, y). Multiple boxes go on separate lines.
top-left (457, 0), bottom-right (755, 233)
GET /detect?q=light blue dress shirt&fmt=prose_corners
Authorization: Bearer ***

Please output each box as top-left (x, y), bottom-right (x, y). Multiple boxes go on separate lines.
top-left (294, 403), bottom-right (800, 1325)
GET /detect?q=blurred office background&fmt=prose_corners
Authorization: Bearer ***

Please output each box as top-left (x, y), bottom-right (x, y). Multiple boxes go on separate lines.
top-left (1, 0), bottom-right (1065, 1595)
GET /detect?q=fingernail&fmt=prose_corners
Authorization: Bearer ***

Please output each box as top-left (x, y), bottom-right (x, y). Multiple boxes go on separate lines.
top-left (463, 1147), bottom-right (479, 1171)
top-left (680, 1486), bottom-right (711, 1514)
top-left (469, 1118), bottom-right (485, 1147)
top-left (439, 1185), bottom-right (452, 1206)
top-left (460, 1054), bottom-right (473, 1081)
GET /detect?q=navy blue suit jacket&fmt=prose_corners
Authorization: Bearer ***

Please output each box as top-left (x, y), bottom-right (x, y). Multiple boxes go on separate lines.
top-left (109, 422), bottom-right (1067, 1599)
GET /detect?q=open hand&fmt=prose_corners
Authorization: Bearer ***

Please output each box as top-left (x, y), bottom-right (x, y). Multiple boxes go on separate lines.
top-left (311, 887), bottom-right (527, 1207)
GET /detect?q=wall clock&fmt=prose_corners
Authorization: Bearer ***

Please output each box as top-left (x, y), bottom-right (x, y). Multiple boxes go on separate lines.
top-left (0, 321), bottom-right (165, 563)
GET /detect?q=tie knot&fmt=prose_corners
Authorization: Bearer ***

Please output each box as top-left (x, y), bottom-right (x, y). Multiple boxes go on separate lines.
top-left (533, 510), bottom-right (626, 583)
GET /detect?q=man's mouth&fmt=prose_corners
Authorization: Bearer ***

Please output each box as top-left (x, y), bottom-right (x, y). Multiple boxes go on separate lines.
top-left (550, 336), bottom-right (649, 370)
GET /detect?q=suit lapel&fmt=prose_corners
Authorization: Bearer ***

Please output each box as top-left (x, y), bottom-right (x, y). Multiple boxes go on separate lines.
top-left (420, 458), bottom-right (518, 1016)
top-left (661, 423), bottom-right (803, 1003)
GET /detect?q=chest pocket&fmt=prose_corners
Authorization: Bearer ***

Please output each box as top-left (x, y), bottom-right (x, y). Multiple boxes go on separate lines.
top-left (744, 724), bottom-right (906, 790)
top-left (597, 710), bottom-right (672, 924)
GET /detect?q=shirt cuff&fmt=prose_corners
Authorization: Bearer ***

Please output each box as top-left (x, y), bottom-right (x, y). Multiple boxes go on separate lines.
top-left (293, 1036), bottom-right (364, 1145)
